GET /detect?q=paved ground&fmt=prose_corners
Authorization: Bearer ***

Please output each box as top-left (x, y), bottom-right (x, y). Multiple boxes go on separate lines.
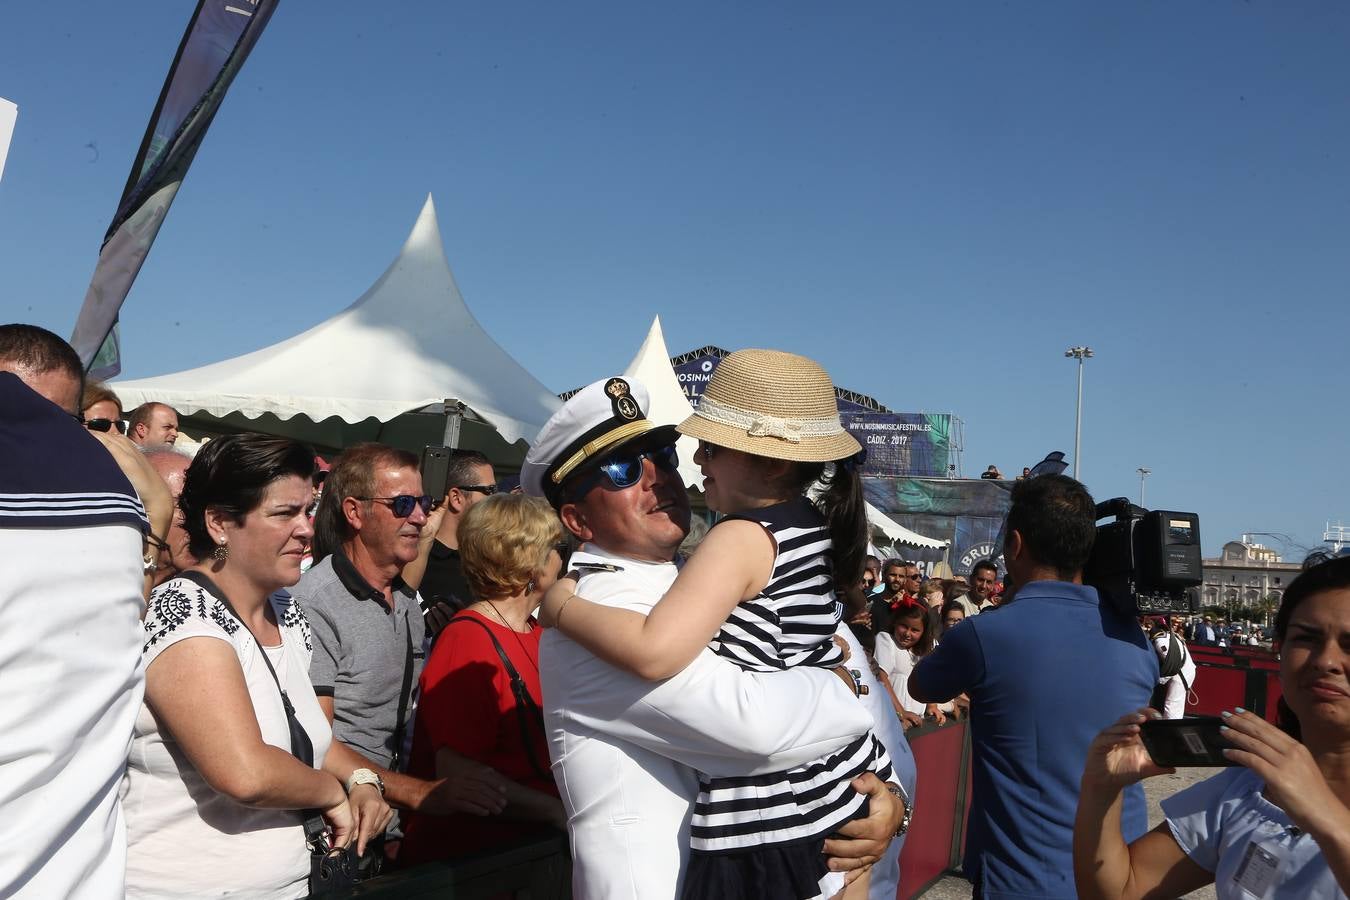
top-left (915, 767), bottom-right (1218, 899)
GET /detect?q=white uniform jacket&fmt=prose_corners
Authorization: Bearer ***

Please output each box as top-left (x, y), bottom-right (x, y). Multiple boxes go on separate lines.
top-left (542, 544), bottom-right (894, 900)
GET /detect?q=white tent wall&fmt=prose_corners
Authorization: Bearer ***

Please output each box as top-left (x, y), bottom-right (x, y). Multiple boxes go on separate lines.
top-left (114, 195), bottom-right (559, 461)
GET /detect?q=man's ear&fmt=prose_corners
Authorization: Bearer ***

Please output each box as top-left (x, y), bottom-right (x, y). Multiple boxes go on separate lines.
top-left (1005, 529), bottom-right (1025, 563)
top-left (342, 497), bottom-right (366, 534)
top-left (558, 502), bottom-right (594, 544)
top-left (445, 487), bottom-right (466, 516)
top-left (131, 422), bottom-right (147, 441)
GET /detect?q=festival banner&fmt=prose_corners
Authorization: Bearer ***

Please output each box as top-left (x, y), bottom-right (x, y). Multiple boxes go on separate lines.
top-left (864, 476), bottom-right (1014, 575)
top-left (69, 0), bottom-right (279, 378)
top-left (843, 412), bottom-right (952, 479)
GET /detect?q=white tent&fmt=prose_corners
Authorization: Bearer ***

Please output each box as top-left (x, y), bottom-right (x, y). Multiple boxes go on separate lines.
top-left (621, 315), bottom-right (704, 489)
top-left (114, 195), bottom-right (560, 456)
top-left (621, 317), bottom-right (945, 552)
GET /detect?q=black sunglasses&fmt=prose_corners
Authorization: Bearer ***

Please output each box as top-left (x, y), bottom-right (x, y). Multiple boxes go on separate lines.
top-left (457, 484), bottom-right (498, 496)
top-left (83, 417), bottom-right (127, 435)
top-left (570, 444), bottom-right (679, 497)
top-left (355, 494), bottom-right (436, 517)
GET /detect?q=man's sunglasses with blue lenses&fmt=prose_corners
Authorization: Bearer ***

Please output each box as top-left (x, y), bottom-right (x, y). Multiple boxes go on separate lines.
top-left (355, 494), bottom-right (436, 517)
top-left (568, 443), bottom-right (679, 498)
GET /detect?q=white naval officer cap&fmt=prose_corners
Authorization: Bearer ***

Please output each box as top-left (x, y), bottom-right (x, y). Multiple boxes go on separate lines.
top-left (520, 375), bottom-right (679, 509)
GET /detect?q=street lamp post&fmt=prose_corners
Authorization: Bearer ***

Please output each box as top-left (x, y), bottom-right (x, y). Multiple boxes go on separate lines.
top-left (1137, 467), bottom-right (1151, 506)
top-left (1064, 346), bottom-right (1094, 480)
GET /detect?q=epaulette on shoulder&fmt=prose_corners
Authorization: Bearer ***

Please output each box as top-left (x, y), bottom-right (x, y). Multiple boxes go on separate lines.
top-left (570, 562), bottom-right (625, 577)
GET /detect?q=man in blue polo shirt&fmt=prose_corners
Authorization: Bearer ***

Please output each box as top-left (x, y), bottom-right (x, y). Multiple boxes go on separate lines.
top-left (910, 474), bottom-right (1158, 899)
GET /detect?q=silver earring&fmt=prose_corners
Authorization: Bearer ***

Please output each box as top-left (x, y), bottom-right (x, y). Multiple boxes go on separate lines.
top-left (527, 579), bottom-right (536, 594)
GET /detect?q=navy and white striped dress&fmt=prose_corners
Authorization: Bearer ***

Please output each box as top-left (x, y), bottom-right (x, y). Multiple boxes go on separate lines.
top-left (684, 497), bottom-right (894, 899)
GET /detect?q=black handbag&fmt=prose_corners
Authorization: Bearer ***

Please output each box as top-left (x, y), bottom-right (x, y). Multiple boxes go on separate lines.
top-left (178, 572), bottom-right (361, 897)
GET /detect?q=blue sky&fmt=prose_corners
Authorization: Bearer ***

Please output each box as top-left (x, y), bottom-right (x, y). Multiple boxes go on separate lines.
top-left (2, 2), bottom-right (1346, 556)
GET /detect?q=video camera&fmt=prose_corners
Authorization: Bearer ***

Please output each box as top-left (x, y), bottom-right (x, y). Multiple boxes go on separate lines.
top-left (1084, 499), bottom-right (1202, 617)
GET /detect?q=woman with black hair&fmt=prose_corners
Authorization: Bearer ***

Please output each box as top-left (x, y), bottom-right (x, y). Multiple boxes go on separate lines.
top-left (1073, 554), bottom-right (1350, 899)
top-left (123, 434), bottom-right (390, 898)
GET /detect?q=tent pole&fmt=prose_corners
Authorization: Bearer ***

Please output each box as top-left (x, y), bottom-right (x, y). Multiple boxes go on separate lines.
top-left (442, 399), bottom-right (466, 450)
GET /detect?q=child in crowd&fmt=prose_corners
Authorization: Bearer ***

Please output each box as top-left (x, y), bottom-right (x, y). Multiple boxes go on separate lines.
top-left (874, 598), bottom-right (945, 728)
top-left (542, 349), bottom-right (893, 900)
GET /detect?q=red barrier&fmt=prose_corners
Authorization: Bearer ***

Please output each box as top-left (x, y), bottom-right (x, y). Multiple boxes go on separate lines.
top-left (898, 720), bottom-right (969, 898)
top-left (1189, 664), bottom-right (1249, 717)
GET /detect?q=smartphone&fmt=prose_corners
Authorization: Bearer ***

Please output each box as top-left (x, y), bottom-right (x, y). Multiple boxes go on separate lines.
top-left (1139, 716), bottom-right (1235, 767)
top-left (420, 446), bottom-right (451, 501)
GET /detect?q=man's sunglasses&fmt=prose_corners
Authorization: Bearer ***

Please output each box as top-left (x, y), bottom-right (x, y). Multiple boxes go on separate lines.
top-left (355, 494), bottom-right (437, 517)
top-left (457, 484), bottom-right (498, 496)
top-left (83, 417), bottom-right (127, 435)
top-left (569, 444), bottom-right (679, 497)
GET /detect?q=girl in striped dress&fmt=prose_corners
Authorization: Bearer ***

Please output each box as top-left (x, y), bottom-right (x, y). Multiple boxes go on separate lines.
top-left (543, 349), bottom-right (893, 900)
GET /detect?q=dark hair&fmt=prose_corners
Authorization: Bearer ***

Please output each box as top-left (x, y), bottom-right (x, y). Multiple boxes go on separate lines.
top-left (793, 460), bottom-right (867, 591)
top-left (127, 401), bottom-right (175, 432)
top-left (1003, 474), bottom-right (1096, 579)
top-left (882, 558), bottom-right (905, 575)
top-left (1271, 554), bottom-right (1350, 739)
top-left (943, 579), bottom-right (966, 602)
top-left (445, 449), bottom-right (492, 497)
top-left (179, 434), bottom-right (316, 559)
top-left (0, 323), bottom-right (85, 402)
top-left (889, 601), bottom-right (935, 657)
top-left (940, 599), bottom-right (968, 623)
top-left (312, 442), bottom-right (419, 562)
top-left (864, 555), bottom-right (881, 572)
top-left (971, 559), bottom-right (999, 579)
top-left (81, 380), bottom-right (124, 417)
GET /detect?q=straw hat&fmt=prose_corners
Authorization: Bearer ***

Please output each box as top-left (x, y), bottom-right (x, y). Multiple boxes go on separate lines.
top-left (677, 349), bottom-right (860, 463)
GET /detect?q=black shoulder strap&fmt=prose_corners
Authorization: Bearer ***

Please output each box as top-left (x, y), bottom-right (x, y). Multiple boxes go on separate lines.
top-left (443, 615), bottom-right (551, 781)
top-left (176, 571), bottom-right (326, 841)
top-left (388, 614), bottom-right (415, 772)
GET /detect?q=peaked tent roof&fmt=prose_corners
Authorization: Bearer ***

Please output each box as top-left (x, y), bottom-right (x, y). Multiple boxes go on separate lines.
top-left (115, 195), bottom-right (560, 449)
top-left (622, 316), bottom-right (704, 489)
top-left (623, 317), bottom-right (945, 551)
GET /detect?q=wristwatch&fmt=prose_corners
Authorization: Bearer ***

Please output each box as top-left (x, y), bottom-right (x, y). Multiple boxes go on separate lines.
top-left (345, 768), bottom-right (385, 796)
top-left (886, 783), bottom-right (913, 836)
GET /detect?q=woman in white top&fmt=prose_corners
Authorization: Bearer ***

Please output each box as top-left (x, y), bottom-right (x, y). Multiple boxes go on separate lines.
top-left (122, 434), bottom-right (390, 899)
top-left (873, 597), bottom-right (944, 728)
top-left (1074, 555), bottom-right (1350, 899)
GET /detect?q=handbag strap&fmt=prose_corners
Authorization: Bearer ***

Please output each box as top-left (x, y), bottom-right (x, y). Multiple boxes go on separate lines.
top-left (443, 615), bottom-right (552, 781)
top-left (177, 571), bottom-right (327, 842)
top-left (388, 614), bottom-right (415, 772)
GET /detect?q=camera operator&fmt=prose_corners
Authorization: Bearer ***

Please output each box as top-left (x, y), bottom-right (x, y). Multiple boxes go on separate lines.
top-left (1147, 617), bottom-right (1196, 720)
top-left (909, 474), bottom-right (1158, 899)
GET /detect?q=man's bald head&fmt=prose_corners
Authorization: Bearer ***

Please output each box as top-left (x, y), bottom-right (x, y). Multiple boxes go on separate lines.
top-left (143, 446), bottom-right (191, 498)
top-left (0, 324), bottom-right (84, 414)
top-left (142, 446), bottom-right (197, 582)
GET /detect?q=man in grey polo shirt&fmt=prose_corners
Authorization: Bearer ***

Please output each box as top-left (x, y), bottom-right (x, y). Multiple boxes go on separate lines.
top-left (293, 443), bottom-right (510, 835)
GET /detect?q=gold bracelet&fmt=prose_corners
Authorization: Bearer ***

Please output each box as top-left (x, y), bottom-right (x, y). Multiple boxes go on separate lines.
top-left (553, 592), bottom-right (579, 626)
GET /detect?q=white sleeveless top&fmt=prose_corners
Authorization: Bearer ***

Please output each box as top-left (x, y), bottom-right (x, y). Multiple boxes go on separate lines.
top-left (121, 578), bottom-right (331, 899)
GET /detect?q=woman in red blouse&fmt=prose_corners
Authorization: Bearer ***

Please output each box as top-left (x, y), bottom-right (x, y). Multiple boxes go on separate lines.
top-left (399, 494), bottom-right (566, 864)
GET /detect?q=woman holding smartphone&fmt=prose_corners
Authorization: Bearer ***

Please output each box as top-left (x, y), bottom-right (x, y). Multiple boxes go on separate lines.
top-left (1073, 554), bottom-right (1350, 899)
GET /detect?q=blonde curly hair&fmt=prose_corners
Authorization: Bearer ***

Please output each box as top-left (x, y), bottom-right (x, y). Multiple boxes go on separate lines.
top-left (458, 493), bottom-right (564, 600)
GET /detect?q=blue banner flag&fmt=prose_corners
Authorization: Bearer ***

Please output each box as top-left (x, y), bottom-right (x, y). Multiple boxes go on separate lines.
top-left (70, 0), bottom-right (279, 379)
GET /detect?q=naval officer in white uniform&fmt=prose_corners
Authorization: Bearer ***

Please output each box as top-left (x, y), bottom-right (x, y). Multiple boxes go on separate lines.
top-left (522, 376), bottom-right (915, 900)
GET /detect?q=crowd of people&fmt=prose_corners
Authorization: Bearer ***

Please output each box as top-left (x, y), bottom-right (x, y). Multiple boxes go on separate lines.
top-left (2, 320), bottom-right (1347, 900)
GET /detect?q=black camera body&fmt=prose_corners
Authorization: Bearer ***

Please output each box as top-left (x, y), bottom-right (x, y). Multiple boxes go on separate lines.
top-left (1084, 498), bottom-right (1202, 616)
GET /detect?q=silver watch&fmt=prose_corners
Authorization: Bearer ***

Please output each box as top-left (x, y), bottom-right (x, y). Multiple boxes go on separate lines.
top-left (886, 783), bottom-right (912, 836)
top-left (345, 767), bottom-right (385, 796)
